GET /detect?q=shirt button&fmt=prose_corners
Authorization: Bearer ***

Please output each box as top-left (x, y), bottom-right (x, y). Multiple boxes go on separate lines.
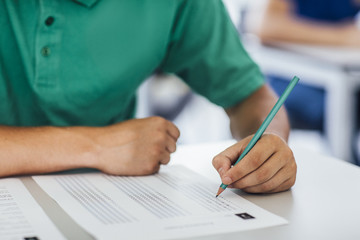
top-left (41, 47), bottom-right (51, 57)
top-left (45, 16), bottom-right (55, 26)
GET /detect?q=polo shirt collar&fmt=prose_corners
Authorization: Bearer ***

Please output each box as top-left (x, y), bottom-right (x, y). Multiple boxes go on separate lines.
top-left (72, 0), bottom-right (101, 8)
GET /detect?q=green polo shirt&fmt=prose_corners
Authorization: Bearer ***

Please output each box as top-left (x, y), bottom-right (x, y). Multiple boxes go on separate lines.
top-left (0, 0), bottom-right (264, 127)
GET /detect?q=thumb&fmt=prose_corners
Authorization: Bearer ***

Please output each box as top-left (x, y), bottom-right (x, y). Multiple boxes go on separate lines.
top-left (212, 153), bottom-right (232, 178)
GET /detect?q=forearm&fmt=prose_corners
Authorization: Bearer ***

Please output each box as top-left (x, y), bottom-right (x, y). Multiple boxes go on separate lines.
top-left (225, 84), bottom-right (290, 141)
top-left (256, 0), bottom-right (360, 46)
top-left (0, 126), bottom-right (99, 177)
top-left (0, 117), bottom-right (180, 177)
top-left (260, 14), bottom-right (356, 46)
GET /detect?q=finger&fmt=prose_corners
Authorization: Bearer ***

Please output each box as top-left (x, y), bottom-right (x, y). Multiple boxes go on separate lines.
top-left (159, 151), bottom-right (171, 165)
top-left (140, 159), bottom-right (162, 175)
top-left (216, 139), bottom-right (251, 165)
top-left (221, 139), bottom-right (276, 185)
top-left (212, 145), bottom-right (241, 178)
top-left (151, 139), bottom-right (171, 165)
top-left (165, 135), bottom-right (177, 153)
top-left (211, 139), bottom-right (253, 177)
top-left (266, 177), bottom-right (296, 193)
top-left (242, 165), bottom-right (294, 193)
top-left (230, 151), bottom-right (285, 189)
top-left (166, 121), bottom-right (180, 141)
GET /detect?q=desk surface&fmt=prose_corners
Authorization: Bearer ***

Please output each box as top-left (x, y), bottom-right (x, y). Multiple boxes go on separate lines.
top-left (22, 141), bottom-right (360, 240)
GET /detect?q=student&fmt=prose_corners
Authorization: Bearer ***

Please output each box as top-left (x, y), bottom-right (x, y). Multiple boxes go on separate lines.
top-left (0, 0), bottom-right (296, 193)
top-left (249, 0), bottom-right (360, 132)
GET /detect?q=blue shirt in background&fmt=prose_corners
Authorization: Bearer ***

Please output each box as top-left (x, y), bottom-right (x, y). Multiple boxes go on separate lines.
top-left (292, 0), bottom-right (360, 22)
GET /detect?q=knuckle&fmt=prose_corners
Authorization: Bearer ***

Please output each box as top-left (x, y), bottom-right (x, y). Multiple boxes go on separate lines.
top-left (163, 155), bottom-right (171, 165)
top-left (212, 155), bottom-right (221, 167)
top-left (155, 132), bottom-right (167, 143)
top-left (170, 143), bottom-right (177, 153)
top-left (285, 148), bottom-right (295, 161)
top-left (151, 116), bottom-right (168, 126)
top-left (174, 127), bottom-right (180, 139)
top-left (288, 148), bottom-right (294, 157)
top-left (266, 134), bottom-right (286, 150)
top-left (256, 168), bottom-right (270, 183)
top-left (249, 156), bottom-right (262, 169)
top-left (168, 143), bottom-right (176, 153)
top-left (151, 145), bottom-right (163, 157)
top-left (290, 176), bottom-right (296, 187)
top-left (279, 150), bottom-right (294, 168)
top-left (287, 159), bottom-right (297, 176)
top-left (292, 161), bottom-right (297, 173)
top-left (261, 181), bottom-right (275, 192)
top-left (262, 134), bottom-right (275, 145)
top-left (273, 135), bottom-right (283, 145)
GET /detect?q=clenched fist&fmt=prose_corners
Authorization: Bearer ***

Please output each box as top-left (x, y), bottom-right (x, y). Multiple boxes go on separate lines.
top-left (93, 117), bottom-right (180, 176)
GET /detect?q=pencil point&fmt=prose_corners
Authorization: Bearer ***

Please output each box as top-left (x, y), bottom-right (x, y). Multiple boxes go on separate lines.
top-left (216, 187), bottom-right (225, 197)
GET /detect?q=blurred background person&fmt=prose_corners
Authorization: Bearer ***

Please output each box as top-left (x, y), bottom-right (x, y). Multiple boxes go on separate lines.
top-left (244, 0), bottom-right (360, 164)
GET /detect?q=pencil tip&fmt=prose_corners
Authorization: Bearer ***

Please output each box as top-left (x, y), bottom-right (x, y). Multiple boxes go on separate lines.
top-left (216, 187), bottom-right (225, 198)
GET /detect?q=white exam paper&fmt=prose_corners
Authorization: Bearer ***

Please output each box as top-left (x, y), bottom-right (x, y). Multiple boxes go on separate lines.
top-left (0, 178), bottom-right (65, 240)
top-left (33, 165), bottom-right (287, 240)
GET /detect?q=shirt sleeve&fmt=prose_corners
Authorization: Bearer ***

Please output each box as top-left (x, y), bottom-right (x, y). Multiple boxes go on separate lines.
top-left (158, 0), bottom-right (264, 109)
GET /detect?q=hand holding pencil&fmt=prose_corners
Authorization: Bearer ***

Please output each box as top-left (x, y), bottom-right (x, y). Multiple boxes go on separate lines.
top-left (213, 76), bottom-right (299, 196)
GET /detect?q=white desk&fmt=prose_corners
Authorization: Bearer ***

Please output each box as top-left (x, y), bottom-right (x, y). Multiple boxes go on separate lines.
top-left (245, 40), bottom-right (360, 163)
top-left (21, 141), bottom-right (360, 239)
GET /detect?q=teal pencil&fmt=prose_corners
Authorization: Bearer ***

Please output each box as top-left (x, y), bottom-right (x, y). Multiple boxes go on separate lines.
top-left (216, 76), bottom-right (300, 197)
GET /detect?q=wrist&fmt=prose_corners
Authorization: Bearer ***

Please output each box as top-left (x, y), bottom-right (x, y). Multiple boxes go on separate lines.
top-left (69, 126), bottom-right (103, 170)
